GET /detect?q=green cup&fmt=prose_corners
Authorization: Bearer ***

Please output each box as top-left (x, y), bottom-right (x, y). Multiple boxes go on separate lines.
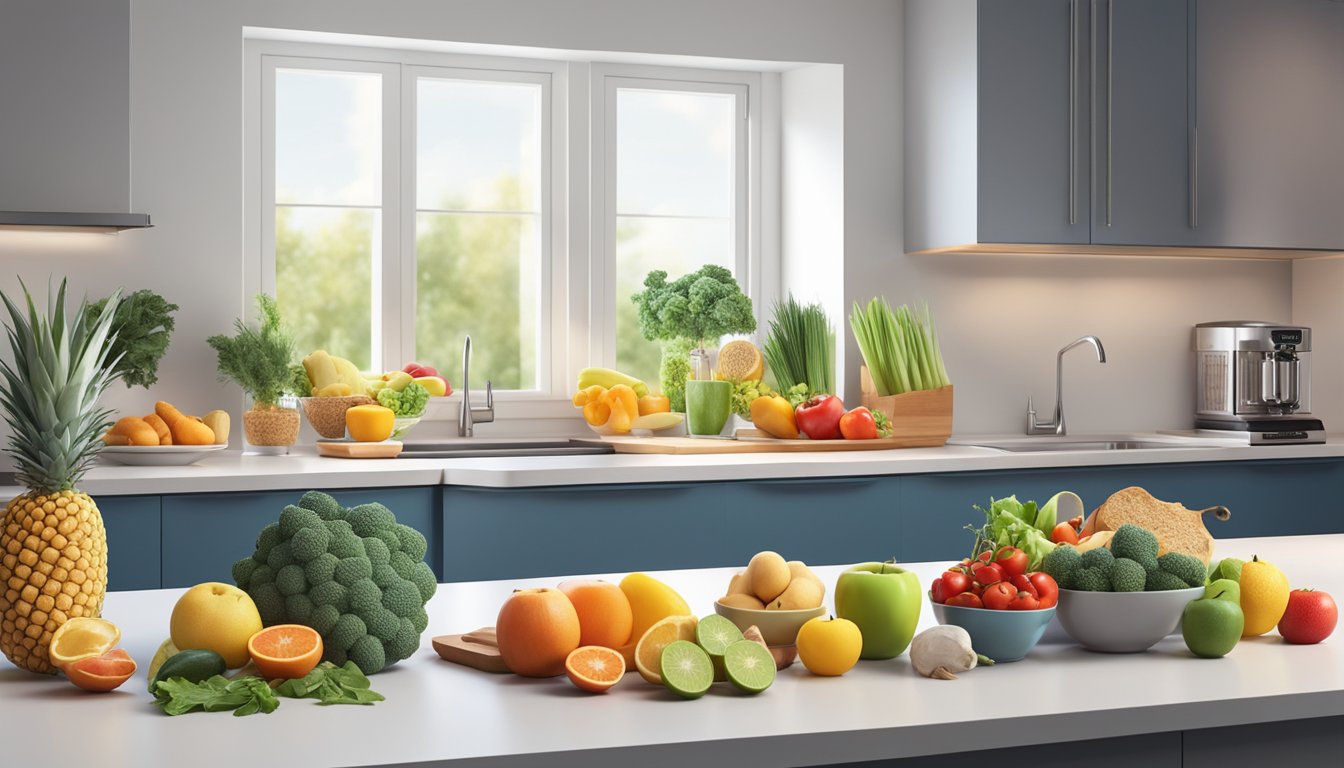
top-left (685, 380), bottom-right (732, 436)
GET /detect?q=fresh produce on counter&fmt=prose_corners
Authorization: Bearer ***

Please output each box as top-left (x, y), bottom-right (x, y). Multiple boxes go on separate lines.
top-left (763, 295), bottom-right (835, 396)
top-left (1278, 589), bottom-right (1338, 645)
top-left (634, 615), bottom-right (697, 686)
top-left (1040, 524), bottom-right (1206, 592)
top-left (170, 582), bottom-right (264, 668)
top-left (795, 616), bottom-right (862, 677)
top-left (302, 350), bottom-right (368, 397)
top-left (749, 393), bottom-right (799, 439)
top-left (719, 551), bottom-right (825, 610)
top-left (558, 579), bottom-right (634, 650)
top-left (274, 660), bottom-right (385, 705)
top-left (399, 362), bottom-right (452, 396)
top-left (0, 280), bottom-right (118, 674)
top-left (835, 561), bottom-right (923, 659)
top-left (910, 625), bottom-right (992, 680)
top-left (248, 624), bottom-right (324, 680)
top-left (1239, 556), bottom-right (1290, 637)
top-left (202, 409), bottom-right (231, 444)
top-left (65, 649), bottom-right (137, 692)
top-left (376, 380), bottom-right (429, 418)
top-left (838, 406), bottom-right (879, 440)
top-left (573, 383), bottom-right (640, 433)
top-left (496, 588), bottom-right (581, 678)
top-left (1182, 585), bottom-right (1244, 659)
top-left (150, 648), bottom-right (226, 691)
top-left (659, 613), bottom-right (775, 697)
top-left (637, 394), bottom-right (671, 415)
top-left (966, 495), bottom-right (1058, 572)
top-left (230, 491), bottom-right (438, 674)
top-left (631, 412), bottom-right (684, 431)
top-left (85, 288), bottom-right (179, 389)
top-left (565, 646), bottom-right (626, 693)
top-left (1081, 486), bottom-right (1224, 566)
top-left (47, 617), bottom-right (137, 692)
top-left (795, 394), bottom-right (845, 439)
top-left (153, 674), bottom-right (279, 717)
top-left (346, 404), bottom-right (396, 442)
top-left (928, 548), bottom-right (1059, 610)
top-left (850, 297), bottom-right (951, 396)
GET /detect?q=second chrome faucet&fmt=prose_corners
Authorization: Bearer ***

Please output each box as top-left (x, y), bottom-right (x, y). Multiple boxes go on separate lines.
top-left (1027, 335), bottom-right (1106, 436)
top-left (458, 335), bottom-right (494, 437)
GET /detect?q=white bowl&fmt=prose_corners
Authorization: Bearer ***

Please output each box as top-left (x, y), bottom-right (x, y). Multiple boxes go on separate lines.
top-left (713, 600), bottom-right (826, 646)
top-left (1055, 586), bottom-right (1204, 653)
top-left (99, 444), bottom-right (228, 466)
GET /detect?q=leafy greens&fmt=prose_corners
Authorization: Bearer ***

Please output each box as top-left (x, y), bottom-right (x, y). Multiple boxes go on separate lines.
top-left (152, 675), bottom-right (279, 717)
top-left (966, 495), bottom-right (1057, 571)
top-left (275, 661), bottom-right (385, 706)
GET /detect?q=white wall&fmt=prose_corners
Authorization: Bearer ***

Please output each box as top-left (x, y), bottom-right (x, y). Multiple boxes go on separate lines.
top-left (0, 0), bottom-right (1305, 444)
top-left (1293, 258), bottom-right (1344, 430)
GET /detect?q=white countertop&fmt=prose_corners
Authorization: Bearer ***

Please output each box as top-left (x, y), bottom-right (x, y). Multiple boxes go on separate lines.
top-left (4, 433), bottom-right (1341, 497)
top-left (0, 534), bottom-right (1339, 768)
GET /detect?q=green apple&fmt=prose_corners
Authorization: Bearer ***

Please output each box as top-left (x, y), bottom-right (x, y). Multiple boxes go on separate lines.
top-left (1182, 594), bottom-right (1244, 658)
top-left (834, 562), bottom-right (922, 660)
top-left (1209, 557), bottom-right (1244, 584)
top-left (1205, 578), bottom-right (1241, 605)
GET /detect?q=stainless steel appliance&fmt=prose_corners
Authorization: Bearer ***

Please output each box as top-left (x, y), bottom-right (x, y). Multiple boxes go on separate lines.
top-left (1194, 321), bottom-right (1325, 444)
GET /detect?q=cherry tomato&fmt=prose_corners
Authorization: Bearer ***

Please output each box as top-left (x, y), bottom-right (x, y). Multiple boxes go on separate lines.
top-left (981, 582), bottom-right (1017, 610)
top-left (970, 581), bottom-right (985, 597)
top-left (977, 550), bottom-right (993, 564)
top-left (941, 569), bottom-right (972, 597)
top-left (1008, 591), bottom-right (1041, 610)
top-left (971, 561), bottom-right (1005, 587)
top-left (946, 592), bottom-right (984, 609)
top-left (1010, 573), bottom-right (1038, 599)
top-left (1050, 521), bottom-right (1081, 545)
top-left (1026, 571), bottom-right (1059, 609)
top-left (994, 546), bottom-right (1029, 579)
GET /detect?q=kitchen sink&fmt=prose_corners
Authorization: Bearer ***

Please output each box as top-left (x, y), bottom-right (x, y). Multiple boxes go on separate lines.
top-left (950, 436), bottom-right (1232, 453)
top-left (398, 437), bottom-right (614, 458)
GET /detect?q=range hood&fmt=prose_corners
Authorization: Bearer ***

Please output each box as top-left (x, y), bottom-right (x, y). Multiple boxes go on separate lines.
top-left (0, 210), bottom-right (151, 234)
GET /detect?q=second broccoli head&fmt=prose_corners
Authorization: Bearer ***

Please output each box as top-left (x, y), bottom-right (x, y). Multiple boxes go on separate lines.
top-left (233, 490), bottom-right (437, 674)
top-left (1039, 522), bottom-right (1205, 593)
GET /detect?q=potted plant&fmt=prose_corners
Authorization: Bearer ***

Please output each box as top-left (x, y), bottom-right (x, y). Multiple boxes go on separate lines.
top-left (631, 265), bottom-right (756, 412)
top-left (208, 295), bottom-right (300, 451)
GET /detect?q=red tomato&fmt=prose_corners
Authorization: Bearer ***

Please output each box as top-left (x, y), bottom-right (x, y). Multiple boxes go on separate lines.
top-left (930, 578), bottom-right (951, 604)
top-left (1026, 572), bottom-right (1059, 609)
top-left (794, 395), bottom-right (846, 440)
top-left (946, 592), bottom-right (984, 609)
top-left (994, 546), bottom-right (1028, 579)
top-left (977, 551), bottom-right (993, 564)
top-left (970, 581), bottom-right (985, 597)
top-left (1008, 591), bottom-right (1041, 610)
top-left (941, 569), bottom-right (972, 597)
top-left (1050, 522), bottom-right (1081, 545)
top-left (1278, 589), bottom-right (1338, 644)
top-left (971, 561), bottom-right (1005, 587)
top-left (1010, 573), bottom-right (1038, 599)
top-left (982, 582), bottom-right (1017, 610)
top-left (838, 407), bottom-right (879, 440)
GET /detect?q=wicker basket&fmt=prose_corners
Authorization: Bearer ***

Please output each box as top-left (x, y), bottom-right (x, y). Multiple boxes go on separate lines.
top-left (859, 367), bottom-right (953, 448)
top-left (299, 395), bottom-right (375, 439)
top-left (242, 405), bottom-right (301, 447)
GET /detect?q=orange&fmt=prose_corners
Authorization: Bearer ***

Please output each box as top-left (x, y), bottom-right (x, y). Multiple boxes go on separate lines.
top-left (496, 588), bottom-right (581, 677)
top-left (564, 645), bottom-right (625, 693)
top-left (619, 573), bottom-right (691, 643)
top-left (558, 579), bottom-right (634, 649)
top-left (796, 616), bottom-right (862, 677)
top-left (48, 617), bottom-right (121, 671)
top-left (247, 624), bottom-right (323, 680)
top-left (65, 648), bottom-right (136, 692)
top-left (633, 614), bottom-right (697, 685)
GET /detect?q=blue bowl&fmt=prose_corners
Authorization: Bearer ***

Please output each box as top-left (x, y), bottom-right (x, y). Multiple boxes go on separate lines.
top-left (931, 601), bottom-right (1056, 663)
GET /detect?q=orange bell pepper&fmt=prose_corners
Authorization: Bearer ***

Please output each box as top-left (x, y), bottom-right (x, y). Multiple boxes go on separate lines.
top-left (749, 394), bottom-right (799, 439)
top-left (637, 394), bottom-right (671, 416)
top-left (604, 384), bottom-right (640, 433)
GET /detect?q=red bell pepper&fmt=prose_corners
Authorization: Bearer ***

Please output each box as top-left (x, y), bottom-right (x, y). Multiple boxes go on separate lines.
top-left (795, 395), bottom-right (845, 440)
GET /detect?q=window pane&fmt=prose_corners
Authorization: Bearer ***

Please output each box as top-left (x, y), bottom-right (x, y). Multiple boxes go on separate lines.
top-left (616, 89), bottom-right (735, 217)
top-left (275, 69), bottom-right (381, 206)
top-left (615, 215), bottom-right (734, 387)
top-left (415, 212), bottom-right (540, 390)
top-left (417, 78), bottom-right (542, 212)
top-left (275, 206), bottom-right (379, 371)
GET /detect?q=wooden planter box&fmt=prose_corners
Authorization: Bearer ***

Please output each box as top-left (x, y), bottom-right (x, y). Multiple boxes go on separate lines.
top-left (859, 367), bottom-right (953, 448)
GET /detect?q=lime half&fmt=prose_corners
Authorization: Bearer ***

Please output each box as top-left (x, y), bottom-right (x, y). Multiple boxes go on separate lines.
top-left (695, 614), bottom-right (744, 657)
top-left (660, 640), bottom-right (713, 699)
top-left (724, 639), bottom-right (775, 694)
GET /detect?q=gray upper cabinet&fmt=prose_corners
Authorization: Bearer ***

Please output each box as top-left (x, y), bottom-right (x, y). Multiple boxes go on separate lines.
top-left (0, 1), bottom-right (130, 213)
top-left (977, 0), bottom-right (1090, 245)
top-left (1192, 0), bottom-right (1344, 251)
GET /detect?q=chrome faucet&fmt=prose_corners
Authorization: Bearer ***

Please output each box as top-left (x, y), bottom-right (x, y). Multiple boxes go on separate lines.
top-left (1027, 335), bottom-right (1107, 436)
top-left (458, 335), bottom-right (494, 437)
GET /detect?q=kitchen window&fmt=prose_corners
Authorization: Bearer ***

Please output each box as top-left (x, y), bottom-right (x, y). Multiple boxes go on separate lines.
top-left (247, 42), bottom-right (761, 410)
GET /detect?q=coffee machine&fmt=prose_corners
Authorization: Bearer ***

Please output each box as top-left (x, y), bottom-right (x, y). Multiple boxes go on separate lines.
top-left (1194, 321), bottom-right (1325, 444)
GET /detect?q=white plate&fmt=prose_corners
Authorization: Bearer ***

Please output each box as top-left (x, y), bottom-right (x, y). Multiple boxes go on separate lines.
top-left (99, 444), bottom-right (229, 466)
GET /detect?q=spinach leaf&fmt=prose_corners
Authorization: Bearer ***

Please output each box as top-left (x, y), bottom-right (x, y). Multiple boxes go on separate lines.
top-left (276, 661), bottom-right (385, 706)
top-left (152, 675), bottom-right (279, 717)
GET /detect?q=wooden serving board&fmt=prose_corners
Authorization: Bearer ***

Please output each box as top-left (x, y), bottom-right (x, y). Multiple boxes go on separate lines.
top-left (315, 441), bottom-right (403, 459)
top-left (600, 429), bottom-right (941, 454)
top-left (432, 627), bottom-right (510, 673)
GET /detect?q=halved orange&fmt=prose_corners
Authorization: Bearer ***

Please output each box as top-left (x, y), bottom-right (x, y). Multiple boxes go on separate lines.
top-left (633, 615), bottom-right (697, 685)
top-left (66, 648), bottom-right (137, 692)
top-left (246, 624), bottom-right (323, 680)
top-left (49, 617), bottom-right (121, 671)
top-left (565, 645), bottom-right (625, 693)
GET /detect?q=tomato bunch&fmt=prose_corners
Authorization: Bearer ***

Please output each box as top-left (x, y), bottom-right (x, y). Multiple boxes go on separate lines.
top-left (929, 545), bottom-right (1059, 611)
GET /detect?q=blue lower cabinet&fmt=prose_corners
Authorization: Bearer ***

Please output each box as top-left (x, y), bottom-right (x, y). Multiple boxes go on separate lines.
top-left (900, 459), bottom-right (1344, 564)
top-left (441, 476), bottom-right (902, 582)
top-left (98, 494), bottom-right (161, 591)
top-left (161, 486), bottom-right (441, 588)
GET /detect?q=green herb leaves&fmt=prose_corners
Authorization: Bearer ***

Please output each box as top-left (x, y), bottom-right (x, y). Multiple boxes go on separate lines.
top-left (152, 675), bottom-right (279, 717)
top-left (87, 289), bottom-right (179, 389)
top-left (631, 265), bottom-right (756, 349)
top-left (275, 661), bottom-right (385, 706)
top-left (850, 299), bottom-right (951, 397)
top-left (763, 297), bottom-right (834, 396)
top-left (207, 294), bottom-right (296, 408)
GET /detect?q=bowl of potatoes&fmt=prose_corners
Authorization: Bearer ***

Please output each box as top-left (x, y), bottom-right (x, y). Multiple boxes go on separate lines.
top-left (714, 551), bottom-right (827, 647)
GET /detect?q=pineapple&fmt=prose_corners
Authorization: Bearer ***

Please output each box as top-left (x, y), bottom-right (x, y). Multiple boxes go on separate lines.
top-left (0, 281), bottom-right (122, 674)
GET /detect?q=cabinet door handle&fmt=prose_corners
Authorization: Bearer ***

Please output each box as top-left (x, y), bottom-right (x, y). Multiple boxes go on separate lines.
top-left (1191, 127), bottom-right (1199, 228)
top-left (1069, 0), bottom-right (1077, 225)
top-left (1106, 0), bottom-right (1113, 227)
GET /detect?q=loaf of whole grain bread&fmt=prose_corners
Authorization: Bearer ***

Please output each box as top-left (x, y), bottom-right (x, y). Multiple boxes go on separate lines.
top-left (1080, 486), bottom-right (1229, 566)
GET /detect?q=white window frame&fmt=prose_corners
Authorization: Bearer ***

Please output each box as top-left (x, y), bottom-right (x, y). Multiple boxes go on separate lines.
top-left (244, 40), bottom-right (769, 422)
top-left (589, 64), bottom-right (764, 368)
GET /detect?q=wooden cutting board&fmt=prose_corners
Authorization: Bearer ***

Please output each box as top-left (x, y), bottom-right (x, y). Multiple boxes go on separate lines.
top-left (432, 627), bottom-right (510, 673)
top-left (600, 429), bottom-right (943, 454)
top-left (316, 441), bottom-right (403, 459)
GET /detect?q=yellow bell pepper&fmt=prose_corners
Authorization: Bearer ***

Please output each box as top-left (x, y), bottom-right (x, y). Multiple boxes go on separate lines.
top-left (573, 384), bottom-right (606, 408)
top-left (749, 394), bottom-right (799, 439)
top-left (604, 384), bottom-right (640, 433)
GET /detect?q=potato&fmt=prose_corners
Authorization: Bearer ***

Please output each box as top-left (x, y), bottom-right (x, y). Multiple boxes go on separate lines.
top-left (747, 551), bottom-right (791, 603)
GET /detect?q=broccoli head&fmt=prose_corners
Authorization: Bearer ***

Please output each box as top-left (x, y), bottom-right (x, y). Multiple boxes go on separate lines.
top-left (1158, 552), bottom-right (1207, 588)
top-left (1145, 569), bottom-right (1191, 591)
top-left (630, 264), bottom-right (756, 347)
top-left (1079, 546), bottom-right (1115, 576)
top-left (1111, 524), bottom-right (1160, 571)
top-left (1109, 558), bottom-right (1147, 592)
top-left (233, 490), bottom-right (438, 675)
top-left (1073, 567), bottom-right (1111, 592)
top-left (1042, 546), bottom-right (1082, 589)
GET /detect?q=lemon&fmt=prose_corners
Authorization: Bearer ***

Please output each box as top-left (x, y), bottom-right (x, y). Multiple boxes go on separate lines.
top-left (717, 340), bottom-right (764, 381)
top-left (619, 573), bottom-right (692, 643)
top-left (48, 617), bottom-right (121, 671)
top-left (634, 615), bottom-right (698, 685)
top-left (796, 616), bottom-right (863, 676)
top-left (1240, 555), bottom-right (1290, 637)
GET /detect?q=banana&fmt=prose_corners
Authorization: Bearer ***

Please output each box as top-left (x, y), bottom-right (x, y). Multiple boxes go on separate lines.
top-left (302, 350), bottom-right (340, 392)
top-left (577, 367), bottom-right (649, 398)
top-left (330, 354), bottom-right (368, 393)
